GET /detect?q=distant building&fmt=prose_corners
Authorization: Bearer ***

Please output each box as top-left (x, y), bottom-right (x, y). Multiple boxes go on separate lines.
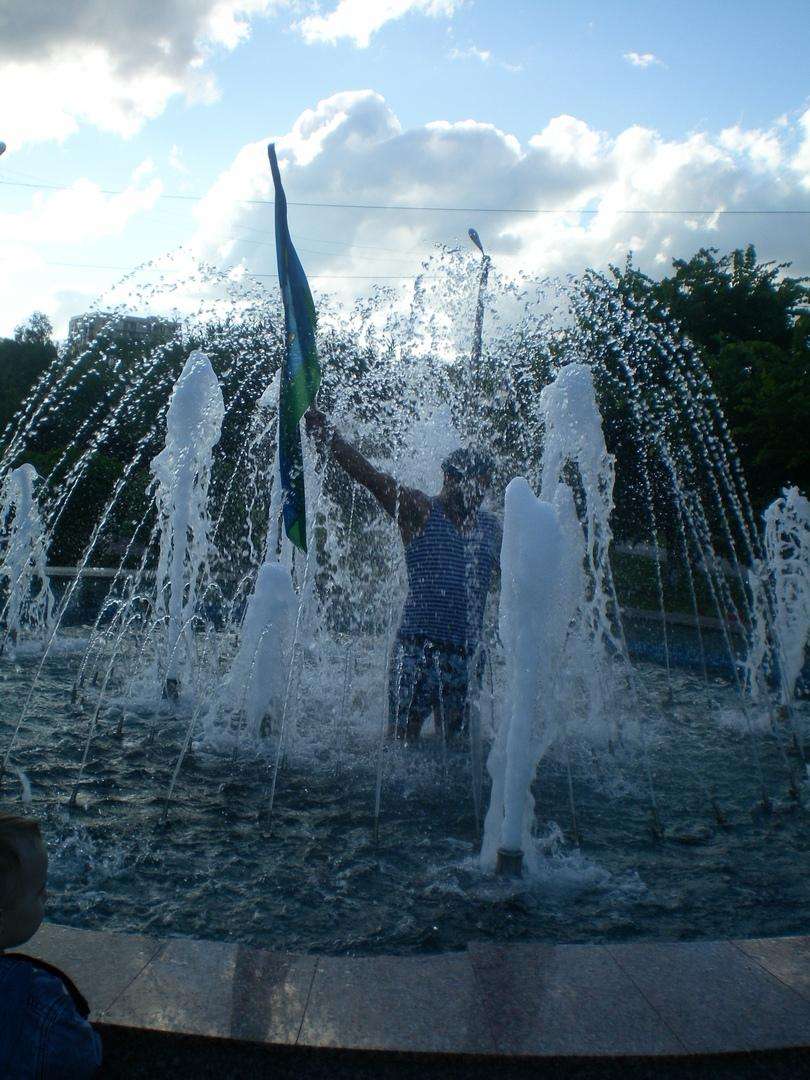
top-left (67, 312), bottom-right (179, 351)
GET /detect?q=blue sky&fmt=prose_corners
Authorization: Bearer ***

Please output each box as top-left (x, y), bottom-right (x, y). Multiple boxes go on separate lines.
top-left (1, 0), bottom-right (809, 334)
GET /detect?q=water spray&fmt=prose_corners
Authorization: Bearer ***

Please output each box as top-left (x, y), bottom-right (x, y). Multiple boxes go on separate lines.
top-left (0, 464), bottom-right (54, 655)
top-left (150, 350), bottom-right (224, 699)
top-left (0, 239), bottom-right (806, 928)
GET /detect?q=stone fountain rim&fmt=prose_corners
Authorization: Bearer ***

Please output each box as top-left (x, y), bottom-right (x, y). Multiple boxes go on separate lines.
top-left (13, 921), bottom-right (810, 1065)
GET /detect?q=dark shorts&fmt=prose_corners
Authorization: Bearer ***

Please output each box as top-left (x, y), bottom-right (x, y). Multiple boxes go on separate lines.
top-left (388, 636), bottom-right (483, 740)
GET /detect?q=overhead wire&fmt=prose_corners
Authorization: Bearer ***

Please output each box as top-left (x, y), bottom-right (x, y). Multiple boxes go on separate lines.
top-left (21, 257), bottom-right (429, 280)
top-left (3, 168), bottom-right (806, 288)
top-left (0, 170), bottom-right (434, 260)
top-left (2, 178), bottom-right (809, 214)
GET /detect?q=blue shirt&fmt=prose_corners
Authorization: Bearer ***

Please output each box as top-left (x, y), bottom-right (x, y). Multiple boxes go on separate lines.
top-left (0, 955), bottom-right (101, 1079)
top-left (398, 498), bottom-right (501, 649)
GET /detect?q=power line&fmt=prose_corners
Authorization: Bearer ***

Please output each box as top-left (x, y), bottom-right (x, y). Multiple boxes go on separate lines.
top-left (252, 272), bottom-right (421, 279)
top-left (211, 212), bottom-right (427, 254)
top-left (23, 258), bottom-right (424, 280)
top-left (0, 168), bottom-right (428, 253)
top-left (233, 234), bottom-right (424, 264)
top-left (0, 174), bottom-right (435, 259)
top-left (144, 203), bottom-right (429, 257)
top-left (2, 178), bottom-right (809, 214)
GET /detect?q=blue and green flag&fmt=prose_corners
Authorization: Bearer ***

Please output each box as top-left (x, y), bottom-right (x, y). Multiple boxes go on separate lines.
top-left (268, 143), bottom-right (321, 552)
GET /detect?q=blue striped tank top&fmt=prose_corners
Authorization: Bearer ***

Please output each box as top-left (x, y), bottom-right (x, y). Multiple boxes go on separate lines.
top-left (398, 498), bottom-right (501, 649)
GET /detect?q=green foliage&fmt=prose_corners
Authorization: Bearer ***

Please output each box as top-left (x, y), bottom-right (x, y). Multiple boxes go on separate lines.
top-left (657, 246), bottom-right (806, 354)
top-left (1, 244), bottom-right (808, 580)
top-left (0, 331), bottom-right (56, 434)
top-left (611, 245), bottom-right (810, 512)
top-left (50, 454), bottom-right (126, 565)
top-left (13, 311), bottom-right (54, 347)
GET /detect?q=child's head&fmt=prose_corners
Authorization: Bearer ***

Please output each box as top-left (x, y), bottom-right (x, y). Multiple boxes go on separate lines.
top-left (0, 813), bottom-right (47, 950)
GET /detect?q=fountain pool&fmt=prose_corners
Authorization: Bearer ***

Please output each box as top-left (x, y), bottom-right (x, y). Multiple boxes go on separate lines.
top-left (1, 251), bottom-right (808, 956)
top-left (2, 644), bottom-right (808, 954)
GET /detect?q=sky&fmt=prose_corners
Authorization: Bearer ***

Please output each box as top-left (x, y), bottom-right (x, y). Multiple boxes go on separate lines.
top-left (1, 0), bottom-right (809, 336)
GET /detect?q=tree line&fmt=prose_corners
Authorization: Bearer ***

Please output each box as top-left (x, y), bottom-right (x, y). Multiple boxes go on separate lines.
top-left (1, 245), bottom-right (808, 572)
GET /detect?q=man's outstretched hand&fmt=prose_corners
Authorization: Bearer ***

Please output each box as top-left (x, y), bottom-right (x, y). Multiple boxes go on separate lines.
top-left (304, 405), bottom-right (330, 451)
top-left (302, 404), bottom-right (429, 541)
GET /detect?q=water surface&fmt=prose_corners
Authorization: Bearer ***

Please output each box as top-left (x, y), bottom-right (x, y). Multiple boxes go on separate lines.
top-left (2, 644), bottom-right (808, 955)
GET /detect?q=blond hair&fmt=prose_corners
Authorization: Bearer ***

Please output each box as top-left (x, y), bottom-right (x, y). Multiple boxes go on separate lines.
top-left (0, 812), bottom-right (42, 908)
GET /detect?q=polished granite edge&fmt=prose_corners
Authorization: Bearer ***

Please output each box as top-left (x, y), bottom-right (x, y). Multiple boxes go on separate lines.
top-left (14, 924), bottom-right (810, 1060)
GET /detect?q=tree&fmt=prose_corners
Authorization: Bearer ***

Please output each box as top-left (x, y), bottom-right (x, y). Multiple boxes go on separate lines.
top-left (13, 312), bottom-right (54, 347)
top-left (0, 325), bottom-right (57, 435)
top-left (611, 246), bottom-right (810, 513)
top-left (655, 246), bottom-right (807, 355)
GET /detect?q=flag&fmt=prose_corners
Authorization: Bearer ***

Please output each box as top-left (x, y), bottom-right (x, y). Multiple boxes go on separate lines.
top-left (268, 143), bottom-right (321, 552)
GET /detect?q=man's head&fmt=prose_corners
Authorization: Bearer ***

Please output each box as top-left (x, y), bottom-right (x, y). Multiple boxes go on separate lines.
top-left (0, 814), bottom-right (47, 950)
top-left (441, 447), bottom-right (495, 514)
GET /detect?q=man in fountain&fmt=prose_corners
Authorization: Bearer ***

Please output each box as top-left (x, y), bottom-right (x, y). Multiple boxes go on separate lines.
top-left (305, 406), bottom-right (500, 744)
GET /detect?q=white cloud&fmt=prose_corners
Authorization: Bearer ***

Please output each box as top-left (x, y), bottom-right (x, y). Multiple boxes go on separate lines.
top-left (8, 91), bottom-right (810, 337)
top-left (720, 125), bottom-right (782, 171)
top-left (0, 1), bottom-right (280, 148)
top-left (623, 51), bottom-right (664, 69)
top-left (529, 115), bottom-right (605, 168)
top-left (0, 164), bottom-right (163, 333)
top-left (2, 166), bottom-right (161, 248)
top-left (793, 108), bottom-right (810, 190)
top-left (169, 145), bottom-right (190, 174)
top-left (296, 0), bottom-right (460, 48)
top-left (189, 90), bottom-right (810, 300)
top-left (447, 42), bottom-right (521, 71)
top-left (449, 44), bottom-right (491, 64)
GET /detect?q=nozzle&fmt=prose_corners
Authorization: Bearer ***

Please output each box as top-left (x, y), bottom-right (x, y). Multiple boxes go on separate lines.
top-left (163, 677), bottom-right (180, 701)
top-left (495, 847), bottom-right (524, 877)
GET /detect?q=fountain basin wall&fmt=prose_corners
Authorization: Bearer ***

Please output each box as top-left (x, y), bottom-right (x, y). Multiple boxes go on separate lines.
top-left (35, 566), bottom-right (761, 678)
top-left (14, 922), bottom-right (810, 1077)
top-left (621, 607), bottom-right (746, 678)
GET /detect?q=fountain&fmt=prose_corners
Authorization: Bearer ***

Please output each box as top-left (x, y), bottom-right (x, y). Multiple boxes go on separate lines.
top-left (206, 560), bottom-right (297, 748)
top-left (149, 349), bottom-right (224, 699)
top-left (481, 477), bottom-right (571, 877)
top-left (762, 487), bottom-right (810, 709)
top-left (0, 248), bottom-right (807, 954)
top-left (0, 463), bottom-right (54, 655)
top-left (482, 363), bottom-right (642, 875)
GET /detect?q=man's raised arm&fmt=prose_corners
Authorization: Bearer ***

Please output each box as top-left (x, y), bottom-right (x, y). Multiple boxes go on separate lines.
top-left (304, 407), bottom-right (430, 543)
